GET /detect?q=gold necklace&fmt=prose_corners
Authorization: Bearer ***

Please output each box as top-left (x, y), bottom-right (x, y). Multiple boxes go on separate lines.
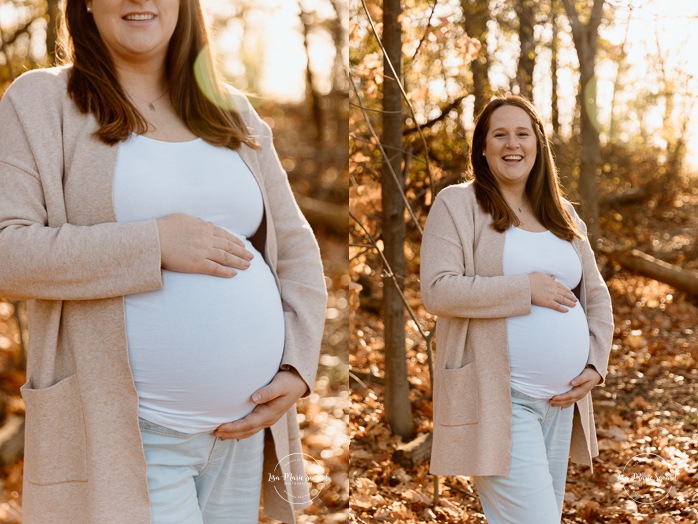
top-left (513, 197), bottom-right (527, 214)
top-left (126, 88), bottom-right (169, 111)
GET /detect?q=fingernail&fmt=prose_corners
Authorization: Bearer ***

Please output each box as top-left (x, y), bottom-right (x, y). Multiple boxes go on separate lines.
top-left (252, 393), bottom-right (261, 402)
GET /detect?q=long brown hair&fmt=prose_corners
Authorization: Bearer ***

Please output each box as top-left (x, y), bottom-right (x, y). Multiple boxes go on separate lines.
top-left (470, 96), bottom-right (582, 241)
top-left (60, 0), bottom-right (258, 149)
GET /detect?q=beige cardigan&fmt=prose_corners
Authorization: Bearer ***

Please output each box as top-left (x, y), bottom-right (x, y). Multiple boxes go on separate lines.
top-left (420, 182), bottom-right (613, 476)
top-left (0, 67), bottom-right (327, 523)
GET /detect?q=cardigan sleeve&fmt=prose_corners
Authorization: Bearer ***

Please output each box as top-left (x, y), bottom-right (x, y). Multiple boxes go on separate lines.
top-left (420, 189), bottom-right (531, 319)
top-left (241, 100), bottom-right (327, 396)
top-left (0, 75), bottom-right (164, 301)
top-left (571, 211), bottom-right (614, 383)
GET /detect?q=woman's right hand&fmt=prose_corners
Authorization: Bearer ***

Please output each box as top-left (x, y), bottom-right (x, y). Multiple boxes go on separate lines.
top-left (156, 213), bottom-right (253, 277)
top-left (528, 272), bottom-right (577, 313)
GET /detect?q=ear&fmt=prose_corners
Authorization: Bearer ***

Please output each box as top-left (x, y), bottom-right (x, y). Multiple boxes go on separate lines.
top-left (86, 1), bottom-right (93, 13)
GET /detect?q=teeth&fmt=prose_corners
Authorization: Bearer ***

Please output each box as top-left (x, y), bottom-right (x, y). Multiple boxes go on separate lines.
top-left (503, 155), bottom-right (522, 160)
top-left (124, 14), bottom-right (154, 21)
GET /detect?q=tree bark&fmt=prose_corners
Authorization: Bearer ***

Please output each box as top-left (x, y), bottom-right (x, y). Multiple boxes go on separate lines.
top-left (562, 0), bottom-right (605, 252)
top-left (461, 0), bottom-right (491, 116)
top-left (515, 0), bottom-right (536, 100)
top-left (381, 0), bottom-right (415, 440)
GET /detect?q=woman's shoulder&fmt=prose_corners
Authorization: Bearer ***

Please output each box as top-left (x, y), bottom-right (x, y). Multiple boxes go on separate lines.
top-left (220, 84), bottom-right (253, 114)
top-left (4, 66), bottom-right (70, 103)
top-left (559, 197), bottom-right (588, 233)
top-left (436, 180), bottom-right (475, 200)
top-left (433, 180), bottom-right (477, 207)
top-left (424, 180), bottom-right (482, 233)
top-left (220, 85), bottom-right (263, 124)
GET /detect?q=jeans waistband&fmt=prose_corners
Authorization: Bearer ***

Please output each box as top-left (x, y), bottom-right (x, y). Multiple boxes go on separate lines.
top-left (138, 417), bottom-right (197, 438)
top-left (510, 387), bottom-right (548, 402)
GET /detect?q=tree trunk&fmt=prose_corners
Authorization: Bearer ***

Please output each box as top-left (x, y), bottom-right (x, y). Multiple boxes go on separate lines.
top-left (327, 0), bottom-right (347, 94)
top-left (461, 0), bottom-right (491, 116)
top-left (299, 5), bottom-right (324, 145)
top-left (515, 0), bottom-right (536, 100)
top-left (46, 0), bottom-right (61, 65)
top-left (562, 0), bottom-right (605, 251)
top-left (605, 249), bottom-right (698, 297)
top-left (550, 0), bottom-right (560, 139)
top-left (392, 432), bottom-right (433, 468)
top-left (0, 417), bottom-right (24, 466)
top-left (381, 0), bottom-right (415, 440)
top-left (609, 12), bottom-right (631, 143)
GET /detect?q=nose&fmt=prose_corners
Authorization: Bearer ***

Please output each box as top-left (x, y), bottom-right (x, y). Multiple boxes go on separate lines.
top-left (505, 135), bottom-right (519, 149)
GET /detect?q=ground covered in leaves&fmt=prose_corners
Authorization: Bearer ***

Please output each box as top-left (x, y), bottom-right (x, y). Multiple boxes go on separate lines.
top-left (349, 187), bottom-right (698, 523)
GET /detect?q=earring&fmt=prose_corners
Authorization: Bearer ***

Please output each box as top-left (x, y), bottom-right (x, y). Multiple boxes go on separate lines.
top-left (86, 5), bottom-right (92, 12)
top-left (482, 151), bottom-right (486, 156)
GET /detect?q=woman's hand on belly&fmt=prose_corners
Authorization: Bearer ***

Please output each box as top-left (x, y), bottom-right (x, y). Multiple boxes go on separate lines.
top-left (157, 213), bottom-right (254, 277)
top-left (212, 369), bottom-right (308, 441)
top-left (528, 273), bottom-right (578, 313)
top-left (549, 367), bottom-right (602, 408)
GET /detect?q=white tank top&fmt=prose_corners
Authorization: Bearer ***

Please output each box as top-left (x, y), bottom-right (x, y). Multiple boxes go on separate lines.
top-left (503, 226), bottom-right (590, 398)
top-left (113, 134), bottom-right (285, 433)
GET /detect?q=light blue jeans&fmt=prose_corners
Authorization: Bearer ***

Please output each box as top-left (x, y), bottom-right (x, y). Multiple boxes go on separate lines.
top-left (138, 418), bottom-right (264, 524)
top-left (473, 389), bottom-right (574, 524)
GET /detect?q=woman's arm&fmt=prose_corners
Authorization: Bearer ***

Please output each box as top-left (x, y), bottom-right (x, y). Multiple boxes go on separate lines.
top-left (0, 80), bottom-right (249, 301)
top-left (574, 217), bottom-right (614, 383)
top-left (244, 101), bottom-right (328, 396)
top-left (0, 78), bottom-right (163, 300)
top-left (212, 100), bottom-right (328, 441)
top-left (420, 191), bottom-right (532, 319)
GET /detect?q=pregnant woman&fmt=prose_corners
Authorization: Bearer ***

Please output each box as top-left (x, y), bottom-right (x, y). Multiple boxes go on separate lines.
top-left (0, 0), bottom-right (326, 523)
top-left (420, 96), bottom-right (614, 523)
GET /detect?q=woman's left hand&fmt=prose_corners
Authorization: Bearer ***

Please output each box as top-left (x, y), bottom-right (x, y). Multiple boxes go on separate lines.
top-left (549, 367), bottom-right (602, 409)
top-left (213, 369), bottom-right (308, 441)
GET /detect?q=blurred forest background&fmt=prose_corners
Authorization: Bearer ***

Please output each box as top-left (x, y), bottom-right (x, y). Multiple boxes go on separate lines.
top-left (0, 0), bottom-right (349, 522)
top-left (350, 0), bottom-right (697, 522)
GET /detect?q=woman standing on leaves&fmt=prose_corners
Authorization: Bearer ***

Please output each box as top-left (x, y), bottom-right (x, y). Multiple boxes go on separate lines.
top-left (0, 0), bottom-right (326, 522)
top-left (420, 96), bottom-right (613, 523)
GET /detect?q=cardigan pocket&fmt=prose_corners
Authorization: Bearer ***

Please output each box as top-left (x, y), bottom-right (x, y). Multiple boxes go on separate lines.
top-left (435, 362), bottom-right (479, 426)
top-left (21, 374), bottom-right (88, 484)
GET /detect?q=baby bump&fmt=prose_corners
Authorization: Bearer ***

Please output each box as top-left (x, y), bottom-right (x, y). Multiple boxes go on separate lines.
top-left (124, 240), bottom-right (286, 433)
top-left (507, 303), bottom-right (590, 398)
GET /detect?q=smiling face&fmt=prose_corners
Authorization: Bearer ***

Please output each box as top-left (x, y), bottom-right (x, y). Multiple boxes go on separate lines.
top-left (482, 105), bottom-right (538, 191)
top-left (85, 0), bottom-right (180, 68)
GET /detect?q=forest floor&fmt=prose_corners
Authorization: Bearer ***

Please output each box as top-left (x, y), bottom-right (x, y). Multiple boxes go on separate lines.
top-left (349, 185), bottom-right (698, 523)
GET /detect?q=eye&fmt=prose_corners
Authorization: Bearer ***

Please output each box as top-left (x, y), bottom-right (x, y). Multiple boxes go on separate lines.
top-left (494, 133), bottom-right (506, 138)
top-left (518, 132), bottom-right (530, 137)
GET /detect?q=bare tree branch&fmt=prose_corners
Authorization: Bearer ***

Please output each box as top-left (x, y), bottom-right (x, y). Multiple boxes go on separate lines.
top-left (403, 95), bottom-right (467, 136)
top-left (349, 72), bottom-right (424, 235)
top-left (412, 0), bottom-right (440, 60)
top-left (349, 210), bottom-right (435, 392)
top-left (358, 0), bottom-right (436, 200)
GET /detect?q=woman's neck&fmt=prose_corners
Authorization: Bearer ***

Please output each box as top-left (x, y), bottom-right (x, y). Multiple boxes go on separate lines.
top-left (114, 63), bottom-right (168, 100)
top-left (499, 186), bottom-right (527, 208)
